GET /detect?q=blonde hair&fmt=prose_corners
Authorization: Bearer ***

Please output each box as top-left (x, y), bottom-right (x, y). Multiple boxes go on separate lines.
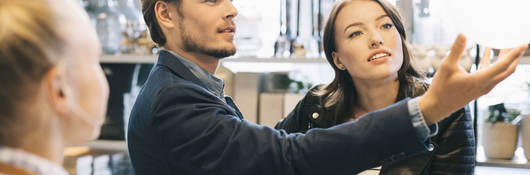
top-left (0, 0), bottom-right (65, 143)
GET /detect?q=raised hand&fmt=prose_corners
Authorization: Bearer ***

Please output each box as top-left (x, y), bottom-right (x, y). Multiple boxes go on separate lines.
top-left (419, 34), bottom-right (527, 124)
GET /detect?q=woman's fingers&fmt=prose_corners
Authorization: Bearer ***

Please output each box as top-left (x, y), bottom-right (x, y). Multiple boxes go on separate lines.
top-left (499, 48), bottom-right (513, 58)
top-left (479, 47), bottom-right (491, 69)
top-left (480, 44), bottom-right (527, 82)
top-left (491, 55), bottom-right (521, 85)
top-left (445, 34), bottom-right (467, 66)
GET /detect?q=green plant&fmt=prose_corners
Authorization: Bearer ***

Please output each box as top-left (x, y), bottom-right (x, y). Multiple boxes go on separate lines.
top-left (487, 103), bottom-right (521, 123)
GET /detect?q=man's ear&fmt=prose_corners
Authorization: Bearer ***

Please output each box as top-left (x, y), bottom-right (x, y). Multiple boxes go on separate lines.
top-left (44, 65), bottom-right (70, 117)
top-left (155, 1), bottom-right (177, 29)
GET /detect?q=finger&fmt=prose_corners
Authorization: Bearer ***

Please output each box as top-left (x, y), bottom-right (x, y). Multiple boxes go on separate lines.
top-left (445, 34), bottom-right (467, 66)
top-left (479, 56), bottom-right (520, 95)
top-left (499, 48), bottom-right (513, 58)
top-left (479, 47), bottom-right (492, 69)
top-left (490, 56), bottom-right (521, 87)
top-left (481, 44), bottom-right (527, 78)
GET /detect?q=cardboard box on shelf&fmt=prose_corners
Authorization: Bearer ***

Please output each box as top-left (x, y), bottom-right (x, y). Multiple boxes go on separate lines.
top-left (233, 72), bottom-right (264, 124)
top-left (259, 93), bottom-right (304, 127)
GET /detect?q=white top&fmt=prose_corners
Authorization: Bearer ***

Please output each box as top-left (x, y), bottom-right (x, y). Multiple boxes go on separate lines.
top-left (0, 147), bottom-right (68, 175)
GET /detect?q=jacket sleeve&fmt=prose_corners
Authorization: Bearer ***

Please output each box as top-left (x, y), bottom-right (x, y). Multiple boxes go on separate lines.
top-left (429, 106), bottom-right (476, 175)
top-left (152, 83), bottom-right (433, 175)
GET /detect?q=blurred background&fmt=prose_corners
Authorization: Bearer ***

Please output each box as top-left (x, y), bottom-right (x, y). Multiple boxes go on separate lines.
top-left (65, 0), bottom-right (530, 174)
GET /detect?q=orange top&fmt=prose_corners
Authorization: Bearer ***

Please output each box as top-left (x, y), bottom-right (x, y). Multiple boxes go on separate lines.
top-left (0, 162), bottom-right (36, 175)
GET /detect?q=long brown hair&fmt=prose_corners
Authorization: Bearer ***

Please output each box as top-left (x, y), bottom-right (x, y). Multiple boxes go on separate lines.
top-left (315, 0), bottom-right (423, 125)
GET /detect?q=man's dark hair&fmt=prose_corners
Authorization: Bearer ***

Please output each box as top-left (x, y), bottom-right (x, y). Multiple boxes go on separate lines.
top-left (142, 0), bottom-right (181, 46)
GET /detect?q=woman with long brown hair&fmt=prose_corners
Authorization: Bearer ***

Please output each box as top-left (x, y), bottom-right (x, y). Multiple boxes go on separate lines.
top-left (0, 0), bottom-right (108, 174)
top-left (276, 0), bottom-right (475, 174)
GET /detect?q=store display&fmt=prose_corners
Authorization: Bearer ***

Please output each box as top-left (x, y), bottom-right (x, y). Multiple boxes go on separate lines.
top-left (274, 0), bottom-right (291, 58)
top-left (290, 0), bottom-right (306, 58)
top-left (483, 103), bottom-right (521, 159)
top-left (410, 45), bottom-right (433, 75)
top-left (93, 0), bottom-right (123, 54)
top-left (522, 115), bottom-right (530, 160)
top-left (234, 1), bottom-right (262, 57)
top-left (116, 0), bottom-right (143, 54)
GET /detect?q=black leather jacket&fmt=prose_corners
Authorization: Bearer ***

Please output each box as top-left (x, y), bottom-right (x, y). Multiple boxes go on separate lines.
top-left (275, 83), bottom-right (476, 175)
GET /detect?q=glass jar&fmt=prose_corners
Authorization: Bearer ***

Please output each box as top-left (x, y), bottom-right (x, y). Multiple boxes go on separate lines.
top-left (233, 1), bottom-right (262, 57)
top-left (116, 0), bottom-right (144, 53)
top-left (94, 0), bottom-right (123, 54)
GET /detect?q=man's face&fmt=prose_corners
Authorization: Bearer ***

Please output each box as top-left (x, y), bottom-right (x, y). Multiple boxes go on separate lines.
top-left (173, 0), bottom-right (238, 59)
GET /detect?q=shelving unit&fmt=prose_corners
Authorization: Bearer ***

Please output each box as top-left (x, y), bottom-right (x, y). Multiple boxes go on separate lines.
top-left (476, 147), bottom-right (530, 169)
top-left (223, 57), bottom-right (327, 63)
top-left (520, 56), bottom-right (530, 64)
top-left (99, 55), bottom-right (328, 64)
top-left (100, 54), bottom-right (157, 64)
top-left (100, 54), bottom-right (530, 65)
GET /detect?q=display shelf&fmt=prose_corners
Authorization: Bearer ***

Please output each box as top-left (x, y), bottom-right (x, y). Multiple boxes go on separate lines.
top-left (520, 56), bottom-right (530, 64)
top-left (100, 54), bottom-right (530, 65)
top-left (100, 54), bottom-right (157, 64)
top-left (476, 146), bottom-right (530, 169)
top-left (222, 57), bottom-right (327, 63)
top-left (99, 54), bottom-right (327, 64)
top-left (80, 140), bottom-right (128, 152)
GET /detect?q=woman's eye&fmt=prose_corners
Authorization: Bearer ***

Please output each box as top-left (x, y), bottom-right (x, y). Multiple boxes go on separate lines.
top-left (349, 31), bottom-right (362, 38)
top-left (382, 23), bottom-right (393, 29)
top-left (205, 0), bottom-right (217, 3)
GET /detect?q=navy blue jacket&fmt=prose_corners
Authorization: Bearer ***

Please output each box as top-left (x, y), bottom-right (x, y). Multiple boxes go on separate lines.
top-left (127, 50), bottom-right (433, 175)
top-left (275, 84), bottom-right (475, 175)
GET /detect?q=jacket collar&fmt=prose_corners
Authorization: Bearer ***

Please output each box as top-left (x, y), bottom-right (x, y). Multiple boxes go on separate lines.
top-left (156, 50), bottom-right (208, 89)
top-left (156, 50), bottom-right (242, 118)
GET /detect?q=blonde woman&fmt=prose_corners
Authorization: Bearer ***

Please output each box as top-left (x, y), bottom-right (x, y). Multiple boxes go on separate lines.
top-left (0, 0), bottom-right (108, 174)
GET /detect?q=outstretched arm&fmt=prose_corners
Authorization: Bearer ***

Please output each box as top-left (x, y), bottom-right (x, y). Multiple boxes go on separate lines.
top-left (419, 34), bottom-right (527, 124)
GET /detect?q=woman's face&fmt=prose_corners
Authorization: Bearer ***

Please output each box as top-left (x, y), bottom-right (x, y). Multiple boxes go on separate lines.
top-left (64, 34), bottom-right (108, 144)
top-left (332, 0), bottom-right (403, 81)
top-left (58, 2), bottom-right (109, 145)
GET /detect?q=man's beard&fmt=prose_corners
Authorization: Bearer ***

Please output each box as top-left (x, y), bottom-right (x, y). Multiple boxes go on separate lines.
top-left (179, 21), bottom-right (236, 59)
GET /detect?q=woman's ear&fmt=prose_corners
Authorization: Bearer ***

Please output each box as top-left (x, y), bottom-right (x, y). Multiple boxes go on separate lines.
top-left (332, 51), bottom-right (346, 70)
top-left (44, 65), bottom-right (71, 117)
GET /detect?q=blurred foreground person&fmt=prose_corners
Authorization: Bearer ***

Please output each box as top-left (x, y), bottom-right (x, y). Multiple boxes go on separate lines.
top-left (0, 0), bottom-right (109, 174)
